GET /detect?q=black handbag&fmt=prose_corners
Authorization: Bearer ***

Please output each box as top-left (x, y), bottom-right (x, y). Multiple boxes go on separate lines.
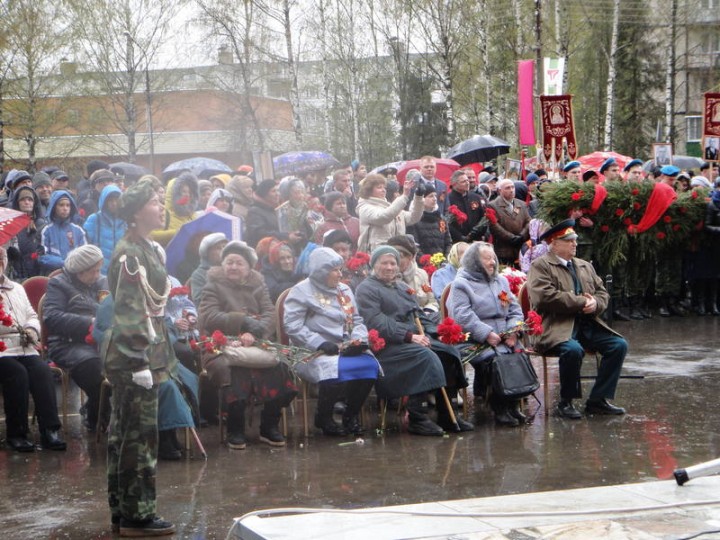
top-left (491, 350), bottom-right (540, 400)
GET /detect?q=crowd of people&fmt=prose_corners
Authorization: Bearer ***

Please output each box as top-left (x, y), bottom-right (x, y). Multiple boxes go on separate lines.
top-left (0, 153), bottom-right (718, 536)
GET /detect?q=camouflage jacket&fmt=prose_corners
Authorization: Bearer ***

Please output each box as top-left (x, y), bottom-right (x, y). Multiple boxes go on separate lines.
top-left (103, 235), bottom-right (175, 382)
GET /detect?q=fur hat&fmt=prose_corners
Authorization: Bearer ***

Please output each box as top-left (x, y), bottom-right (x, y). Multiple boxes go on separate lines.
top-left (221, 240), bottom-right (258, 267)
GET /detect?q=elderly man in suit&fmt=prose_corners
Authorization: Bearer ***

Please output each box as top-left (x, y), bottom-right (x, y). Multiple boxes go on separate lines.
top-left (527, 219), bottom-right (628, 419)
top-left (488, 178), bottom-right (530, 267)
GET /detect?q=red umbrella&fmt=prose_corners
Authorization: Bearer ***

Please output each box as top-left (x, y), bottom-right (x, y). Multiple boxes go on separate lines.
top-left (577, 151), bottom-right (633, 173)
top-left (396, 158), bottom-right (461, 186)
top-left (0, 207), bottom-right (31, 245)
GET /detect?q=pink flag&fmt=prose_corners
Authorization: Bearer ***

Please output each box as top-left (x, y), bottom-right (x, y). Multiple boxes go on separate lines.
top-left (518, 60), bottom-right (536, 146)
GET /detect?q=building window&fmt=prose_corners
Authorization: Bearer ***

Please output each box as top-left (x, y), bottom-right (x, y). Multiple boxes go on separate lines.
top-left (686, 116), bottom-right (702, 142)
top-left (700, 31), bottom-right (720, 53)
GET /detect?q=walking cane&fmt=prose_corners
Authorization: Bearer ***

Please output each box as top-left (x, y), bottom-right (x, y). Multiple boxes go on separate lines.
top-left (414, 315), bottom-right (460, 431)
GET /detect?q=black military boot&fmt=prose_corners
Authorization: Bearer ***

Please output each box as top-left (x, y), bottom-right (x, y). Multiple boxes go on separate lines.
top-left (406, 394), bottom-right (444, 436)
top-left (342, 380), bottom-right (374, 436)
top-left (628, 296), bottom-right (645, 320)
top-left (315, 383), bottom-right (348, 436)
top-left (436, 389), bottom-right (474, 432)
top-left (491, 396), bottom-right (520, 427)
top-left (259, 402), bottom-right (286, 447)
top-left (226, 400), bottom-right (247, 450)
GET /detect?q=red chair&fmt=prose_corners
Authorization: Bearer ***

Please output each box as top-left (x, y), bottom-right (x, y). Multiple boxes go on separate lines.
top-left (22, 276), bottom-right (50, 313)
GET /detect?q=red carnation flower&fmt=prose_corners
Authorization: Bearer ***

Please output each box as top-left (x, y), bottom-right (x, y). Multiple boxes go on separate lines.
top-left (571, 192), bottom-right (582, 201)
top-left (0, 341), bottom-right (6, 352)
top-left (211, 330), bottom-right (228, 347)
top-left (203, 341), bottom-right (216, 353)
top-left (30, 252), bottom-right (39, 260)
top-left (663, 215), bottom-right (672, 223)
top-left (672, 224), bottom-right (681, 231)
top-left (623, 218), bottom-right (632, 226)
top-left (631, 188), bottom-right (640, 196)
top-left (691, 191), bottom-right (699, 199)
top-left (419, 254), bottom-right (431, 266)
top-left (1, 314), bottom-right (13, 327)
top-left (633, 202), bottom-right (641, 210)
top-left (85, 323), bottom-right (96, 345)
top-left (656, 232), bottom-right (666, 240)
top-left (526, 310), bottom-right (544, 336)
top-left (437, 317), bottom-right (466, 345)
top-left (615, 208), bottom-right (624, 217)
top-left (484, 207), bottom-right (498, 225)
top-left (679, 207), bottom-right (687, 214)
top-left (367, 329), bottom-right (385, 352)
top-left (448, 205), bottom-right (468, 225)
top-left (600, 225), bottom-right (610, 233)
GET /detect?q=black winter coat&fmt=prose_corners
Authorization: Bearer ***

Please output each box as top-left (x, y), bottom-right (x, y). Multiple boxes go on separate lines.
top-left (43, 271), bottom-right (108, 369)
top-left (407, 211), bottom-right (452, 257)
top-left (245, 199), bottom-right (287, 247)
top-left (447, 189), bottom-right (486, 242)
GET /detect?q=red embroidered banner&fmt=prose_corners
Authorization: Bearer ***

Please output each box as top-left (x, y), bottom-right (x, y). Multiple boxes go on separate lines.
top-left (540, 95), bottom-right (577, 162)
top-left (704, 92), bottom-right (720, 137)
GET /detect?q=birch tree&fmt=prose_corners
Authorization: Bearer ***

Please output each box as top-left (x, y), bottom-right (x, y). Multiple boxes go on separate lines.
top-left (602, 0), bottom-right (621, 150)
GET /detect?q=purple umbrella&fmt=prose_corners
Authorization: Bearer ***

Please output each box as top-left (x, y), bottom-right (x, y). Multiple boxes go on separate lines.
top-left (272, 151), bottom-right (339, 177)
top-left (165, 210), bottom-right (242, 282)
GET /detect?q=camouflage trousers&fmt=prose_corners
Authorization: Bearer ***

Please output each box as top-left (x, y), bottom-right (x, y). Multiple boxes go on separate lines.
top-left (106, 370), bottom-right (159, 522)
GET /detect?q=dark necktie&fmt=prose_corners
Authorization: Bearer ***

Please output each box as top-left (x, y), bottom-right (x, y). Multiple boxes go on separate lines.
top-left (567, 260), bottom-right (581, 294)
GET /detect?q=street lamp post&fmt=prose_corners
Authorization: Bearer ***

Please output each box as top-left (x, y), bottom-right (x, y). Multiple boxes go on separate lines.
top-left (123, 31), bottom-right (155, 174)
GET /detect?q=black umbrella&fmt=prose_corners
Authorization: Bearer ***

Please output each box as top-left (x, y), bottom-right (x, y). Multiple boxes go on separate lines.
top-left (447, 134), bottom-right (511, 166)
top-left (642, 155), bottom-right (705, 172)
top-left (109, 162), bottom-right (150, 180)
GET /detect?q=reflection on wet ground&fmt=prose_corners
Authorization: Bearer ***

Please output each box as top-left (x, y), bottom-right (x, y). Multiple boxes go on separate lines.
top-left (1, 316), bottom-right (720, 539)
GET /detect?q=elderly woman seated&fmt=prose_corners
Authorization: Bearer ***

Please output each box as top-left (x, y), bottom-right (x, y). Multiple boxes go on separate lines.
top-left (355, 245), bottom-right (472, 436)
top-left (447, 242), bottom-right (526, 427)
top-left (284, 248), bottom-right (379, 436)
top-left (199, 241), bottom-right (297, 449)
top-left (44, 245), bottom-right (109, 433)
top-left (386, 235), bottom-right (439, 316)
top-left (0, 246), bottom-right (65, 452)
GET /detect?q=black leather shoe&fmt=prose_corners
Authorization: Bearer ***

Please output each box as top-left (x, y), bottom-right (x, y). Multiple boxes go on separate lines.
top-left (494, 408), bottom-right (520, 426)
top-left (7, 436), bottom-right (35, 452)
top-left (612, 309), bottom-right (631, 322)
top-left (585, 398), bottom-right (626, 415)
top-left (119, 517), bottom-right (175, 537)
top-left (342, 415), bottom-right (366, 436)
top-left (40, 429), bottom-right (67, 451)
top-left (319, 420), bottom-right (348, 437)
top-left (407, 417), bottom-right (444, 436)
top-left (439, 416), bottom-right (474, 432)
top-left (557, 401), bottom-right (582, 420)
top-left (509, 404), bottom-right (527, 423)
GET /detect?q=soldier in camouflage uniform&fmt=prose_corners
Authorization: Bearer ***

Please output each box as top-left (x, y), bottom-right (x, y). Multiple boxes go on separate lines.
top-left (103, 179), bottom-right (175, 537)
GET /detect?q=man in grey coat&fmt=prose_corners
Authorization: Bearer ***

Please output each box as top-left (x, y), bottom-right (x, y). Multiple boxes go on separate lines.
top-left (527, 219), bottom-right (627, 420)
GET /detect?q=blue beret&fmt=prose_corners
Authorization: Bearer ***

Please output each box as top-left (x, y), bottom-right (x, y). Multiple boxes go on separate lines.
top-left (623, 159), bottom-right (643, 172)
top-left (599, 158), bottom-right (617, 174)
top-left (563, 161), bottom-right (581, 173)
top-left (526, 173), bottom-right (540, 185)
top-left (660, 165), bottom-right (680, 177)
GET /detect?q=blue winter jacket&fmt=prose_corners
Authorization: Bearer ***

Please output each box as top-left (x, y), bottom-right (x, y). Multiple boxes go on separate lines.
top-left (40, 190), bottom-right (87, 272)
top-left (83, 185), bottom-right (127, 274)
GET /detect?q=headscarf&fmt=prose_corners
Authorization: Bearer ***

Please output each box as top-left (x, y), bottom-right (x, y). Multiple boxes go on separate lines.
top-left (447, 242), bottom-right (469, 269)
top-left (460, 241), bottom-right (498, 280)
top-left (308, 247), bottom-right (344, 294)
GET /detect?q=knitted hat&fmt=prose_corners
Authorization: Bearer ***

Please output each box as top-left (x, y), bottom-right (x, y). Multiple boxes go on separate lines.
top-left (386, 235), bottom-right (417, 257)
top-left (65, 245), bottom-right (104, 274)
top-left (221, 240), bottom-right (258, 267)
top-left (32, 172), bottom-right (51, 189)
top-left (119, 178), bottom-right (156, 222)
top-left (370, 245), bottom-right (400, 268)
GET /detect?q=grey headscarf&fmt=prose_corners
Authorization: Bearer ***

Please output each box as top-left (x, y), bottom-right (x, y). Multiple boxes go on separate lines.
top-left (460, 241), bottom-right (499, 279)
top-left (308, 247), bottom-right (344, 293)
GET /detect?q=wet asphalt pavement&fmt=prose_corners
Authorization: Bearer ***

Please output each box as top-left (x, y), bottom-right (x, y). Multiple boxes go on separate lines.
top-left (1, 315), bottom-right (719, 539)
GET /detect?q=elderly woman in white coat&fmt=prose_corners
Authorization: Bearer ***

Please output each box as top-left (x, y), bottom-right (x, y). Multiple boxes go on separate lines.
top-left (356, 172), bottom-right (424, 252)
top-left (447, 242), bottom-right (526, 427)
top-left (283, 247), bottom-right (379, 436)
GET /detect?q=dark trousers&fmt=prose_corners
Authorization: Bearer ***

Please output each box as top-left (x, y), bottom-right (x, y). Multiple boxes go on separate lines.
top-left (106, 371), bottom-right (158, 522)
top-left (545, 321), bottom-right (627, 402)
top-left (0, 354), bottom-right (61, 437)
top-left (70, 358), bottom-right (105, 426)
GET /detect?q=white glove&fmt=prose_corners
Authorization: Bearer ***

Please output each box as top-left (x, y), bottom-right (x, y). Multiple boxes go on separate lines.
top-left (131, 369), bottom-right (153, 389)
